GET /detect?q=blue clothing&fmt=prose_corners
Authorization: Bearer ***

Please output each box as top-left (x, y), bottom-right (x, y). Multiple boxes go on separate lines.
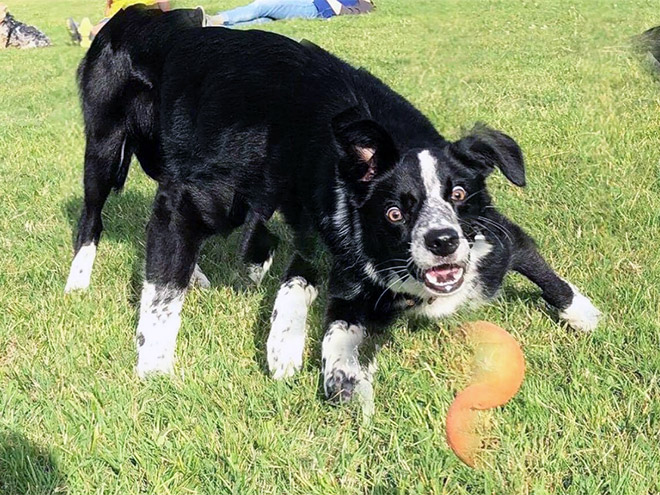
top-left (219, 0), bottom-right (321, 27)
top-left (313, 0), bottom-right (359, 19)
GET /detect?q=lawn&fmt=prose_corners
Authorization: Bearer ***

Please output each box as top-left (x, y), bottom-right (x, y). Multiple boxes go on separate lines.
top-left (1, 0), bottom-right (659, 493)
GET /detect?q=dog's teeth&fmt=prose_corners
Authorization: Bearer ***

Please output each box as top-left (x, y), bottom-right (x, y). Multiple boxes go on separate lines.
top-left (424, 266), bottom-right (466, 293)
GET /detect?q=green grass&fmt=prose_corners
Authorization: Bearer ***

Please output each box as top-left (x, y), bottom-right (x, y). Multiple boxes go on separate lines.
top-left (1, 0), bottom-right (659, 493)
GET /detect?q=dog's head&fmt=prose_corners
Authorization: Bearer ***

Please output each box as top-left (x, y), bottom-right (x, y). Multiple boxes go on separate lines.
top-left (333, 112), bottom-right (525, 300)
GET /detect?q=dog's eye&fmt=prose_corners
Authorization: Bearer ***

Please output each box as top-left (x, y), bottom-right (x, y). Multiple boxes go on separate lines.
top-left (451, 186), bottom-right (467, 203)
top-left (386, 206), bottom-right (404, 223)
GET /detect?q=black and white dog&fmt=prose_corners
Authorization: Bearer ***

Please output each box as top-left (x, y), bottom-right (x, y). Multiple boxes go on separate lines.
top-left (66, 7), bottom-right (601, 401)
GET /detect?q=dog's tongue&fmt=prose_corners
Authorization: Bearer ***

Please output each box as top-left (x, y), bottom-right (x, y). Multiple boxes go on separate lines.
top-left (428, 265), bottom-right (461, 282)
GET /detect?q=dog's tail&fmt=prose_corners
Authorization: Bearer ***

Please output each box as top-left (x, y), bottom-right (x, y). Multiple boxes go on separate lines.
top-left (76, 6), bottom-right (203, 190)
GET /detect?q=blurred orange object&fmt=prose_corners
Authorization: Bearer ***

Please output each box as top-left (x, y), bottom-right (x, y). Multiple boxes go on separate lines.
top-left (445, 321), bottom-right (526, 467)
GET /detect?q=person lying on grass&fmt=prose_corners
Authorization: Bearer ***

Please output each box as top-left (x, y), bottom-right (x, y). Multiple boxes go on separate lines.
top-left (205, 0), bottom-right (374, 27)
top-left (67, 0), bottom-right (171, 48)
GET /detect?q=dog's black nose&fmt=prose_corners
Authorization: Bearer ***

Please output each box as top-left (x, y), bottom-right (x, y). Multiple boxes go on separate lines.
top-left (424, 228), bottom-right (460, 256)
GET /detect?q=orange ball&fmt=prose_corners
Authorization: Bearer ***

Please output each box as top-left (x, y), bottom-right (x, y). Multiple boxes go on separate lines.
top-left (445, 321), bottom-right (526, 467)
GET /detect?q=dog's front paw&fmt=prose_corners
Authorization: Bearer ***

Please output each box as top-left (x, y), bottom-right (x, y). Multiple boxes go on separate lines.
top-left (266, 277), bottom-right (317, 379)
top-left (559, 284), bottom-right (602, 332)
top-left (321, 321), bottom-right (368, 403)
top-left (135, 283), bottom-right (184, 379)
top-left (323, 361), bottom-right (363, 403)
top-left (136, 334), bottom-right (176, 378)
top-left (321, 321), bottom-right (378, 417)
top-left (135, 351), bottom-right (175, 379)
top-left (268, 330), bottom-right (305, 380)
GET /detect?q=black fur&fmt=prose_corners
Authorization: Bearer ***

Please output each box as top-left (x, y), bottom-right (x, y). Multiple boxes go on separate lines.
top-left (70, 7), bottom-right (595, 398)
top-left (635, 25), bottom-right (660, 69)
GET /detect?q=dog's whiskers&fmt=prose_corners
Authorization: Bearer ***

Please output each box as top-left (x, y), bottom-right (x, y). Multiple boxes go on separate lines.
top-left (471, 220), bottom-right (505, 249)
top-left (371, 258), bottom-right (410, 268)
top-left (374, 272), bottom-right (412, 311)
top-left (462, 188), bottom-right (485, 203)
top-left (477, 216), bottom-right (513, 243)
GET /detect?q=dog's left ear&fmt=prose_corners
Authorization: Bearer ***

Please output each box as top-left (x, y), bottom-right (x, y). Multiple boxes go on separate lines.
top-left (450, 124), bottom-right (526, 187)
top-left (332, 107), bottom-right (399, 205)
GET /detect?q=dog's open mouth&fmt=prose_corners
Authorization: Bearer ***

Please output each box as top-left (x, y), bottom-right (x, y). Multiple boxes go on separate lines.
top-left (423, 264), bottom-right (465, 294)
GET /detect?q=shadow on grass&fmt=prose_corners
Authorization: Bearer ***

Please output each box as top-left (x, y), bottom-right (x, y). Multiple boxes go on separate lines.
top-left (63, 188), bottom-right (265, 319)
top-left (372, 485), bottom-right (403, 495)
top-left (63, 189), bottom-right (282, 301)
top-left (62, 189), bottom-right (553, 387)
top-left (63, 189), bottom-right (333, 375)
top-left (0, 430), bottom-right (66, 495)
top-left (500, 283), bottom-right (566, 326)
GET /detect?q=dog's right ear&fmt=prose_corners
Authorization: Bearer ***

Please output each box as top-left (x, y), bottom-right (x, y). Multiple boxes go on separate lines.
top-left (332, 107), bottom-right (399, 206)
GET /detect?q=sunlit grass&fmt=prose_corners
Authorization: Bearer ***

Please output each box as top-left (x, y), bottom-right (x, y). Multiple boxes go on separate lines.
top-left (1, 0), bottom-right (659, 493)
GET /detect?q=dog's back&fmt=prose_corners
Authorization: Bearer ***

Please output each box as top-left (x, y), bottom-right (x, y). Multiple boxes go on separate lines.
top-left (77, 6), bottom-right (203, 187)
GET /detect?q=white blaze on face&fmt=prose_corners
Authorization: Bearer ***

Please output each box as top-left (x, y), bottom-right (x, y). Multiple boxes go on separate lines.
top-left (419, 149), bottom-right (443, 199)
top-left (417, 149), bottom-right (457, 225)
top-left (410, 150), bottom-right (469, 270)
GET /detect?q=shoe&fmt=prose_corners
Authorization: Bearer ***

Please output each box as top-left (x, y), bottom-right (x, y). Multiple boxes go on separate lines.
top-left (79, 17), bottom-right (92, 48)
top-left (66, 17), bottom-right (81, 45)
top-left (205, 13), bottom-right (227, 27)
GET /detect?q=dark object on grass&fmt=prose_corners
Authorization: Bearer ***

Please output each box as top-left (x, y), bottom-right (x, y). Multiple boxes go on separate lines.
top-left (633, 25), bottom-right (660, 70)
top-left (0, 5), bottom-right (51, 49)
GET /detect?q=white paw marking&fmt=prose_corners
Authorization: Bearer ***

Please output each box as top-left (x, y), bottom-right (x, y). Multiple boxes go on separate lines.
top-left (189, 264), bottom-right (211, 289)
top-left (135, 282), bottom-right (185, 378)
top-left (559, 282), bottom-right (602, 332)
top-left (322, 321), bottom-right (373, 403)
top-left (64, 243), bottom-right (97, 293)
top-left (247, 253), bottom-right (274, 286)
top-left (267, 277), bottom-right (317, 379)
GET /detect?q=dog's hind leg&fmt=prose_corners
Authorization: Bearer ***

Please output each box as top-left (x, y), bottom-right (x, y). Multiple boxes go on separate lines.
top-left (189, 263), bottom-right (211, 289)
top-left (135, 187), bottom-right (209, 378)
top-left (65, 132), bottom-right (133, 292)
top-left (266, 223), bottom-right (318, 379)
top-left (239, 213), bottom-right (279, 286)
